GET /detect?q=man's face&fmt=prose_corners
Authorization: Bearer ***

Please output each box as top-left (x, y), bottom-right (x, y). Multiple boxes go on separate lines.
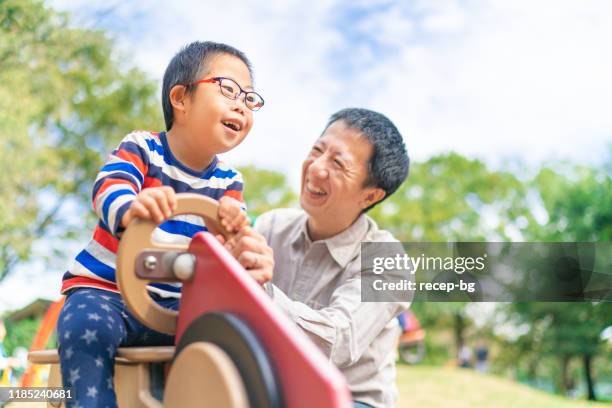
top-left (300, 121), bottom-right (384, 230)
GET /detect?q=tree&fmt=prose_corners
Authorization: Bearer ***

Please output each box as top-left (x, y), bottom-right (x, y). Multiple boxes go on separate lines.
top-left (369, 153), bottom-right (534, 353)
top-left (238, 165), bottom-right (297, 219)
top-left (508, 160), bottom-right (611, 400)
top-left (0, 0), bottom-right (163, 281)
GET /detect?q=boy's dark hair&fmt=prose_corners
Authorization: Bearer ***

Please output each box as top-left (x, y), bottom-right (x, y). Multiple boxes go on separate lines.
top-left (324, 108), bottom-right (409, 212)
top-left (162, 41), bottom-right (252, 130)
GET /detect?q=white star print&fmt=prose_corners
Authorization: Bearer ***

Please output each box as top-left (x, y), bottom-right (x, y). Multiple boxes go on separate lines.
top-left (64, 330), bottom-right (71, 340)
top-left (62, 313), bottom-right (73, 322)
top-left (107, 315), bottom-right (115, 323)
top-left (80, 329), bottom-right (98, 345)
top-left (121, 311), bottom-right (129, 319)
top-left (68, 368), bottom-right (80, 384)
top-left (64, 346), bottom-right (74, 359)
top-left (95, 356), bottom-right (103, 367)
top-left (77, 304), bottom-right (86, 309)
top-left (107, 377), bottom-right (113, 389)
top-left (87, 312), bottom-right (102, 321)
top-left (107, 345), bottom-right (113, 358)
top-left (101, 295), bottom-right (111, 301)
top-left (100, 304), bottom-right (112, 312)
top-left (86, 386), bottom-right (98, 398)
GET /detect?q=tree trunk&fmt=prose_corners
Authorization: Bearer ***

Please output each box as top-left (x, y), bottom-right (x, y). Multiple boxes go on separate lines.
top-left (559, 354), bottom-right (571, 395)
top-left (454, 310), bottom-right (465, 351)
top-left (583, 354), bottom-right (596, 401)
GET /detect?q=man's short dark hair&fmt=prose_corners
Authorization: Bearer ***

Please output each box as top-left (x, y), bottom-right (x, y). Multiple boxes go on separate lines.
top-left (324, 108), bottom-right (409, 211)
top-left (162, 41), bottom-right (252, 130)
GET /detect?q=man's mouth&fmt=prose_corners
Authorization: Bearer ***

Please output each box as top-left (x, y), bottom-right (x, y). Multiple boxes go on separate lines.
top-left (306, 182), bottom-right (327, 196)
top-left (222, 121), bottom-right (242, 132)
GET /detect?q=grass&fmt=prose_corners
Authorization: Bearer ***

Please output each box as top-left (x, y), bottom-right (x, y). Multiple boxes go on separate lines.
top-left (396, 365), bottom-right (610, 408)
top-left (5, 365), bottom-right (609, 407)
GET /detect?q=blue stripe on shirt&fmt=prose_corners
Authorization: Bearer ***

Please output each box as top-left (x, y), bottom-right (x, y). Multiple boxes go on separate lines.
top-left (158, 220), bottom-right (207, 237)
top-left (149, 283), bottom-right (181, 293)
top-left (102, 189), bottom-right (136, 228)
top-left (206, 167), bottom-right (238, 180)
top-left (100, 162), bottom-right (144, 186)
top-left (75, 250), bottom-right (115, 282)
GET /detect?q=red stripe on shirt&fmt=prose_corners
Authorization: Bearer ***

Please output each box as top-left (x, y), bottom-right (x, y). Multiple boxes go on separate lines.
top-left (143, 176), bottom-right (163, 189)
top-left (93, 178), bottom-right (138, 209)
top-left (92, 225), bottom-right (119, 253)
top-left (61, 276), bottom-right (119, 294)
top-left (116, 149), bottom-right (147, 177)
top-left (223, 189), bottom-right (244, 202)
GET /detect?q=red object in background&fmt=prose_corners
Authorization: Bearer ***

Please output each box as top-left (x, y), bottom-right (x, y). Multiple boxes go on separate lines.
top-left (20, 298), bottom-right (64, 387)
top-left (397, 311), bottom-right (426, 364)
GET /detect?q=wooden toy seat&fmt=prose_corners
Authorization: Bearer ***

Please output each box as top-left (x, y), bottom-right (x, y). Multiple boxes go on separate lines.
top-left (28, 347), bottom-right (176, 408)
top-left (28, 346), bottom-right (175, 365)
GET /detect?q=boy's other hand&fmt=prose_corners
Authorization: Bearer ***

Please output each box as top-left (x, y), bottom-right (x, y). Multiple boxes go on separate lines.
top-left (121, 186), bottom-right (177, 227)
top-left (218, 196), bottom-right (249, 234)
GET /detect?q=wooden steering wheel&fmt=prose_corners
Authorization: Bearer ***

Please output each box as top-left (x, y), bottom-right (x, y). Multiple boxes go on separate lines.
top-left (116, 193), bottom-right (230, 335)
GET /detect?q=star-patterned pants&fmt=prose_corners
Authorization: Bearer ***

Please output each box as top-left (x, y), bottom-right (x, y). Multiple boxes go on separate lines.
top-left (57, 287), bottom-right (179, 408)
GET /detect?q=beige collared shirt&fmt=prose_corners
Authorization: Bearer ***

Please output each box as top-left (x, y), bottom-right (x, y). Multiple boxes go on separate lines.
top-left (254, 208), bottom-right (409, 408)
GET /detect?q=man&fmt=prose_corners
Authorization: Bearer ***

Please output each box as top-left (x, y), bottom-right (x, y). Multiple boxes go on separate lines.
top-left (226, 108), bottom-right (410, 408)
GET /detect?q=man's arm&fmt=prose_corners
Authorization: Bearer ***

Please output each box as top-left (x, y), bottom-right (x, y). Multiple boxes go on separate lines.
top-left (265, 278), bottom-right (406, 368)
top-left (227, 221), bottom-right (409, 368)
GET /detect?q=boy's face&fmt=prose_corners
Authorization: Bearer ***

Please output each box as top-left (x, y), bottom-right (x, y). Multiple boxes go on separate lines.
top-left (181, 54), bottom-right (254, 157)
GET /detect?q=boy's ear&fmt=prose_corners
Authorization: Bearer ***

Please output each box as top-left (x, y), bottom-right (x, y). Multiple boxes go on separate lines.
top-left (169, 84), bottom-right (188, 114)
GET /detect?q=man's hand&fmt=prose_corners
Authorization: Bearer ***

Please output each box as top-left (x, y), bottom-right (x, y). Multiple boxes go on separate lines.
top-left (220, 226), bottom-right (274, 285)
top-left (218, 196), bottom-right (250, 234)
top-left (121, 186), bottom-right (177, 227)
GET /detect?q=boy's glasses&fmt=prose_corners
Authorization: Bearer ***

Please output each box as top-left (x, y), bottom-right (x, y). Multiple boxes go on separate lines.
top-left (189, 77), bottom-right (265, 111)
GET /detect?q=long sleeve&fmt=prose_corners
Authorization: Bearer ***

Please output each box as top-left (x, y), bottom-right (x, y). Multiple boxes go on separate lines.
top-left (92, 132), bottom-right (149, 236)
top-left (266, 278), bottom-right (406, 368)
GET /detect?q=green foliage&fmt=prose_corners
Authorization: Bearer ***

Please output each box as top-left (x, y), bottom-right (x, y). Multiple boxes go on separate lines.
top-left (502, 160), bottom-right (612, 398)
top-left (2, 318), bottom-right (41, 356)
top-left (0, 0), bottom-right (163, 281)
top-left (370, 152), bottom-right (533, 241)
top-left (239, 165), bottom-right (297, 219)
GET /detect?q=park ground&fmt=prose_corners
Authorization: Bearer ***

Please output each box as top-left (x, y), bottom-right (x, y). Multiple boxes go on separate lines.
top-left (396, 365), bottom-right (610, 407)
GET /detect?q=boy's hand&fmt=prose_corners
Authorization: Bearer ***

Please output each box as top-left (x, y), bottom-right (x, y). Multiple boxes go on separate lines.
top-left (121, 186), bottom-right (177, 227)
top-left (218, 196), bottom-right (249, 234)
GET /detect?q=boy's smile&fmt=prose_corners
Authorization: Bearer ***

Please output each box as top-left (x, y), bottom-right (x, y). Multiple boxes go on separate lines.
top-left (168, 53), bottom-right (255, 172)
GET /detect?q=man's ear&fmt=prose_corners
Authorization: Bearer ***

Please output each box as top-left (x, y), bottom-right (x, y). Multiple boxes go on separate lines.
top-left (361, 187), bottom-right (386, 210)
top-left (169, 84), bottom-right (188, 115)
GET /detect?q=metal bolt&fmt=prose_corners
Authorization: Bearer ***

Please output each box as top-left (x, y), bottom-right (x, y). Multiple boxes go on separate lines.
top-left (143, 255), bottom-right (157, 271)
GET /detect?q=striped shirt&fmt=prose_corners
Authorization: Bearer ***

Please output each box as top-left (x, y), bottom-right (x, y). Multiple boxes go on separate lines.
top-left (61, 130), bottom-right (245, 297)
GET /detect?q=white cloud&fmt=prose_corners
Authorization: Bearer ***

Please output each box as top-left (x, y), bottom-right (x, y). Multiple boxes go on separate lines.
top-left (49, 0), bottom-right (612, 177)
top-left (358, 1), bottom-right (612, 164)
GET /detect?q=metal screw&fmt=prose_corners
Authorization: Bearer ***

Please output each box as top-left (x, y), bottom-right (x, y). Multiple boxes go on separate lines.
top-left (143, 255), bottom-right (157, 271)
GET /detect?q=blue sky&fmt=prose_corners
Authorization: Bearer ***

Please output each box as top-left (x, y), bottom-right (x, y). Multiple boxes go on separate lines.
top-left (1, 0), bottom-right (611, 312)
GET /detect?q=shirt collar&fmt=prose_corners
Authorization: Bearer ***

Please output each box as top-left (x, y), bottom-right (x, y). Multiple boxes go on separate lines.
top-left (290, 212), bottom-right (370, 268)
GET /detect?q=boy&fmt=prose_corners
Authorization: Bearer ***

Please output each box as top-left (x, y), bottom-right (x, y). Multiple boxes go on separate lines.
top-left (57, 41), bottom-right (264, 407)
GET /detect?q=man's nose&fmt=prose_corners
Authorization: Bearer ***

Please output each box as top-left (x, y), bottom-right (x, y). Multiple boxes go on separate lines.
top-left (309, 156), bottom-right (329, 179)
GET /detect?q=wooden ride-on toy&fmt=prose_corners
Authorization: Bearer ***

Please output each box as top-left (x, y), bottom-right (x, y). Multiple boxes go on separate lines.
top-left (114, 193), bottom-right (352, 408)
